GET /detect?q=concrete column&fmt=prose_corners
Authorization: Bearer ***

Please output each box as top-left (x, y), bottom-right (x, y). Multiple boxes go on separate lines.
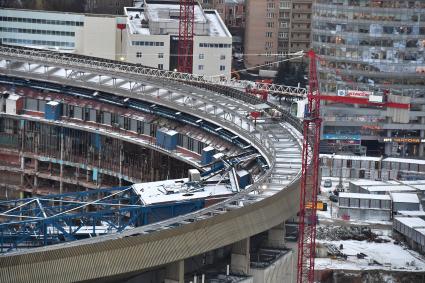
top-left (231, 238), bottom-right (250, 275)
top-left (385, 128), bottom-right (392, 156)
top-left (59, 130), bottom-right (64, 195)
top-left (119, 143), bottom-right (123, 186)
top-left (20, 119), bottom-right (25, 188)
top-left (419, 115), bottom-right (425, 157)
top-left (20, 156), bottom-right (25, 187)
top-left (33, 159), bottom-right (38, 187)
top-left (164, 260), bottom-right (184, 283)
top-left (267, 222), bottom-right (286, 248)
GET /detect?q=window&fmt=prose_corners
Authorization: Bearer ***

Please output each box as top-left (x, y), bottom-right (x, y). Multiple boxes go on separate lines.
top-left (266, 32), bottom-right (273, 37)
top-left (198, 65), bottom-right (204, 70)
top-left (220, 65), bottom-right (225, 71)
top-left (158, 64), bottom-right (163, 70)
top-left (280, 1), bottom-right (290, 9)
top-left (136, 52), bottom-right (142, 58)
top-left (199, 53), bottom-right (205, 59)
top-left (158, 53), bottom-right (164, 58)
top-left (266, 22), bottom-right (274, 28)
top-left (279, 32), bottom-right (288, 39)
top-left (220, 55), bottom-right (225, 60)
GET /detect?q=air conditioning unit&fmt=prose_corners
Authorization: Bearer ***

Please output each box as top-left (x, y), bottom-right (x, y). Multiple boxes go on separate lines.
top-left (188, 169), bottom-right (201, 182)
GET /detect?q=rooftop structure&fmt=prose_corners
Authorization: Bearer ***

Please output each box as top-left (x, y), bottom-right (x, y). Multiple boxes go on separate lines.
top-left (391, 192), bottom-right (421, 212)
top-left (124, 0), bottom-right (232, 78)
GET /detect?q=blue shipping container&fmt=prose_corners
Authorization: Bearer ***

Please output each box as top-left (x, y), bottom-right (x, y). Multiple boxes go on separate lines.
top-left (44, 101), bottom-right (62, 121)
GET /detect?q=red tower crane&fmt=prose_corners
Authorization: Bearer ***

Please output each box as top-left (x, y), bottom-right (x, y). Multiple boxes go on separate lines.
top-left (297, 50), bottom-right (321, 283)
top-left (296, 50), bottom-right (410, 283)
top-left (178, 0), bottom-right (195, 73)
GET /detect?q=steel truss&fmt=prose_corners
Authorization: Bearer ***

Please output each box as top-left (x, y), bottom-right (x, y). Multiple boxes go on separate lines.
top-left (0, 187), bottom-right (142, 253)
top-left (0, 44), bottom-right (307, 98)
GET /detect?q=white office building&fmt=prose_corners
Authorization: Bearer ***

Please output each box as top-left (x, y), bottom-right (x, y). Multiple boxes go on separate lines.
top-left (0, 8), bottom-right (126, 60)
top-left (124, 1), bottom-right (232, 78)
top-left (0, 0), bottom-right (232, 78)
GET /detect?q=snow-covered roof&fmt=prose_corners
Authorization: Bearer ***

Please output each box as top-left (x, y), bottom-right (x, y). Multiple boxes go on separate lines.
top-left (394, 217), bottom-right (425, 229)
top-left (132, 179), bottom-right (233, 205)
top-left (204, 11), bottom-right (230, 37)
top-left (363, 185), bottom-right (417, 193)
top-left (320, 154), bottom-right (381, 162)
top-left (384, 157), bottom-right (425, 166)
top-left (146, 3), bottom-right (206, 22)
top-left (390, 193), bottom-right (420, 203)
top-left (125, 3), bottom-right (230, 37)
top-left (350, 180), bottom-right (399, 187)
top-left (47, 101), bottom-right (60, 106)
top-left (7, 94), bottom-right (21, 101)
top-left (415, 228), bottom-right (425, 236)
top-left (339, 192), bottom-right (391, 200)
top-left (225, 0), bottom-right (244, 4)
top-left (398, 210), bottom-right (425, 216)
top-left (320, 154), bottom-right (425, 165)
top-left (411, 185), bottom-right (425, 191)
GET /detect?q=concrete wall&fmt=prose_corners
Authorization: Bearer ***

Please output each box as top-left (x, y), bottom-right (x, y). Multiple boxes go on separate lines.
top-left (0, 179), bottom-right (301, 282)
top-left (250, 251), bottom-right (294, 283)
top-left (393, 202), bottom-right (420, 212)
top-left (78, 15), bottom-right (120, 60)
top-left (338, 207), bottom-right (391, 221)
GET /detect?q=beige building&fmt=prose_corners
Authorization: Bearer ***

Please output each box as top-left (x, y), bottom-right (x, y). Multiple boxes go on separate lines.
top-left (244, 0), bottom-right (312, 69)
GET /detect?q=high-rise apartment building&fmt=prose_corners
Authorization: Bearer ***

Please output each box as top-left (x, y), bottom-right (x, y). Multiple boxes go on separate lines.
top-left (244, 0), bottom-right (312, 69)
top-left (312, 0), bottom-right (425, 157)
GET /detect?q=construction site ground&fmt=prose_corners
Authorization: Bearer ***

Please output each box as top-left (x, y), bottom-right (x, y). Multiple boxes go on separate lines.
top-left (314, 178), bottom-right (425, 282)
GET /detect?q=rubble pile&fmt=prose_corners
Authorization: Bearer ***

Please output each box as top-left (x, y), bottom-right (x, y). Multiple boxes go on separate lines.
top-left (316, 226), bottom-right (389, 243)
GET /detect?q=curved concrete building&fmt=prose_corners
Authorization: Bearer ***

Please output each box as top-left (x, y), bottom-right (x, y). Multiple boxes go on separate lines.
top-left (0, 45), bottom-right (303, 283)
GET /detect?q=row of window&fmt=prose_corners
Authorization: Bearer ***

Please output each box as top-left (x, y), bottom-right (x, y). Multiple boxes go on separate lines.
top-left (23, 98), bottom-right (207, 155)
top-left (135, 52), bottom-right (164, 58)
top-left (199, 43), bottom-right (231, 48)
top-left (2, 38), bottom-right (75, 48)
top-left (198, 65), bottom-right (226, 71)
top-left (199, 53), bottom-right (226, 60)
top-left (0, 27), bottom-right (75, 37)
top-left (132, 41), bottom-right (165, 46)
top-left (0, 16), bottom-right (84, 26)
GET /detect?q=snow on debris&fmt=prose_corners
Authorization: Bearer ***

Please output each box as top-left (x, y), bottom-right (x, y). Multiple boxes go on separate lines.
top-left (316, 239), bottom-right (425, 271)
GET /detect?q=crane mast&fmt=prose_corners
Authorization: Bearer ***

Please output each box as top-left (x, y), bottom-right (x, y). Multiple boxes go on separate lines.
top-left (297, 50), bottom-right (321, 283)
top-left (178, 0), bottom-right (195, 73)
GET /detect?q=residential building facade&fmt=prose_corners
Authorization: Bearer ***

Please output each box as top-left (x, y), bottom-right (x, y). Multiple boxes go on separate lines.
top-left (244, 0), bottom-right (312, 69)
top-left (312, 0), bottom-right (425, 157)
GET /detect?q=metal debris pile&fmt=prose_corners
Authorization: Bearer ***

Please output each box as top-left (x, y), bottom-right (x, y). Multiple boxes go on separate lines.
top-left (316, 226), bottom-right (390, 243)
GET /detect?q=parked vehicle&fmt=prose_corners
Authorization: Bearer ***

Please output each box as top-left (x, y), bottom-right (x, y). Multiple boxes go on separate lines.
top-left (329, 195), bottom-right (338, 202)
top-left (324, 179), bottom-right (333, 188)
